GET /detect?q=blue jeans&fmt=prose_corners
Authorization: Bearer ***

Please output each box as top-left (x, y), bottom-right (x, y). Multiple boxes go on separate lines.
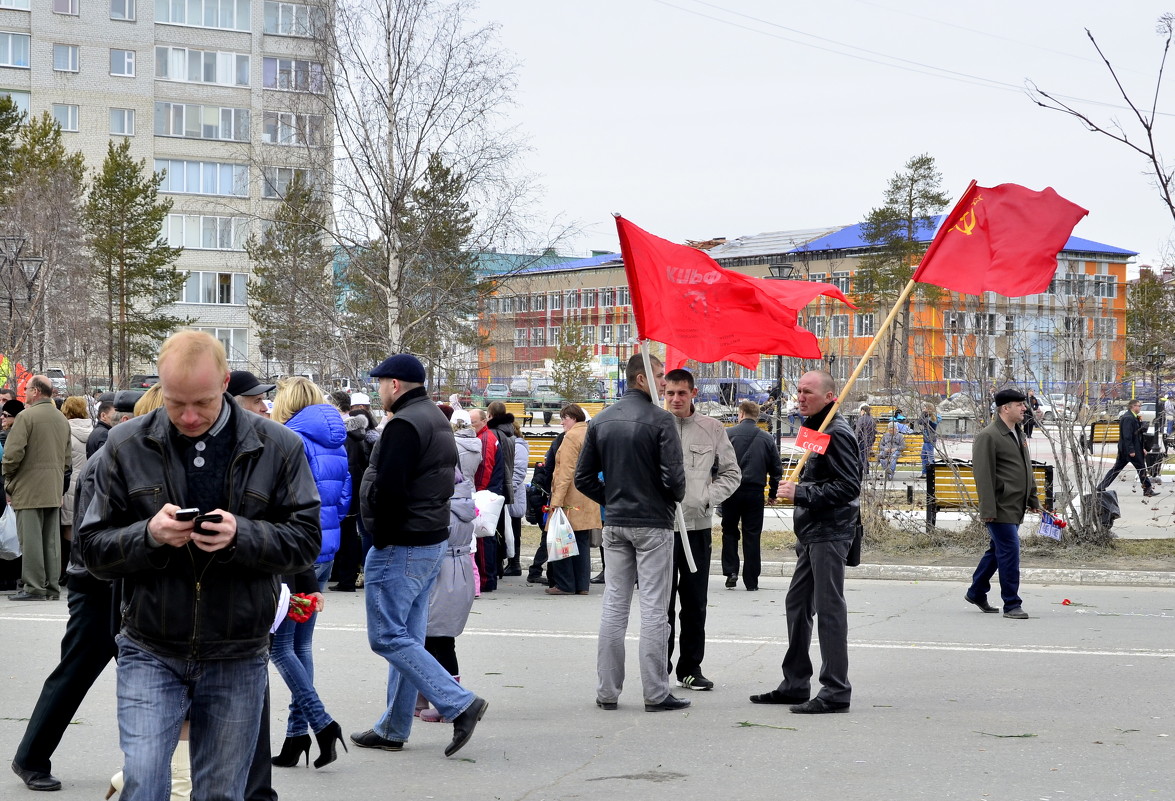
top-left (271, 560), bottom-right (333, 737)
top-left (364, 544), bottom-right (476, 742)
top-left (968, 522), bottom-right (1022, 611)
top-left (920, 440), bottom-right (935, 475)
top-left (115, 634), bottom-right (268, 801)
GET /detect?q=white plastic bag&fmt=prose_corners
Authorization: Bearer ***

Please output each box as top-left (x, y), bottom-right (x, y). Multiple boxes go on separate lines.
top-left (472, 491), bottom-right (505, 538)
top-left (546, 507), bottom-right (579, 562)
top-left (0, 506), bottom-right (20, 560)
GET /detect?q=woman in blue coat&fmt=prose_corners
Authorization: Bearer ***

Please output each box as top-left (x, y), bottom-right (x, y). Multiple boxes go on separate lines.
top-left (269, 378), bottom-right (352, 769)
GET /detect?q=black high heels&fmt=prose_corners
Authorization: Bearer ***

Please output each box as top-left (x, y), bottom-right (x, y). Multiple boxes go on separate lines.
top-left (271, 734), bottom-right (311, 767)
top-left (314, 721), bottom-right (348, 769)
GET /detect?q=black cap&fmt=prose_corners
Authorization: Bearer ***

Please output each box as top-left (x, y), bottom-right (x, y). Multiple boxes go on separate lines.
top-left (227, 370), bottom-right (275, 397)
top-left (994, 388), bottom-right (1027, 406)
top-left (113, 390), bottom-right (143, 413)
top-left (370, 354), bottom-right (426, 383)
top-left (2, 399), bottom-right (24, 417)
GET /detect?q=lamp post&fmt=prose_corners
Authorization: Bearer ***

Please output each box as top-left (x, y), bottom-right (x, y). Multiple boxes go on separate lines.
top-left (826, 352), bottom-right (837, 379)
top-left (1148, 347), bottom-right (1165, 455)
top-left (766, 261), bottom-right (795, 450)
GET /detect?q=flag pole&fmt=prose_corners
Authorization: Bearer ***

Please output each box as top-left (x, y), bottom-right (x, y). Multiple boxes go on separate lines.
top-left (785, 277), bottom-right (919, 482)
top-left (641, 339), bottom-right (698, 574)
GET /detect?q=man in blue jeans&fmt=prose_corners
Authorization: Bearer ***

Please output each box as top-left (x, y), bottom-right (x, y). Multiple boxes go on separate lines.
top-left (79, 331), bottom-right (322, 801)
top-left (965, 387), bottom-right (1040, 620)
top-left (352, 354), bottom-right (488, 756)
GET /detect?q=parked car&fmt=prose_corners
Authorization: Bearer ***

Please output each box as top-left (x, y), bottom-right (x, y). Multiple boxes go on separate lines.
top-left (696, 378), bottom-right (769, 407)
top-left (127, 374), bottom-right (160, 389)
top-left (482, 383), bottom-right (511, 403)
top-left (1139, 402), bottom-right (1157, 424)
top-left (509, 377), bottom-right (531, 397)
top-left (45, 367), bottom-right (68, 395)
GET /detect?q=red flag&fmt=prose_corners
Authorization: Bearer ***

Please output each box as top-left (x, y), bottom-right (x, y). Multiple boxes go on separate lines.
top-left (912, 182), bottom-right (1088, 297)
top-left (615, 216), bottom-right (855, 369)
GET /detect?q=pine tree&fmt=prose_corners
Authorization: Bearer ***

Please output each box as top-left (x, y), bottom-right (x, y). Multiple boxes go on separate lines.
top-left (84, 139), bottom-right (186, 387)
top-left (551, 318), bottom-right (594, 401)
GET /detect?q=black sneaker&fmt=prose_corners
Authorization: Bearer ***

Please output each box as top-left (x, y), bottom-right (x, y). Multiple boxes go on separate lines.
top-left (677, 672), bottom-right (714, 691)
top-left (725, 574), bottom-right (737, 589)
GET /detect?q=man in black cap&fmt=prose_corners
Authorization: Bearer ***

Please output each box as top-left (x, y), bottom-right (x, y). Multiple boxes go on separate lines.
top-left (965, 388), bottom-right (1040, 620)
top-left (228, 370), bottom-right (276, 417)
top-left (1095, 399), bottom-right (1157, 498)
top-left (352, 353), bottom-right (488, 758)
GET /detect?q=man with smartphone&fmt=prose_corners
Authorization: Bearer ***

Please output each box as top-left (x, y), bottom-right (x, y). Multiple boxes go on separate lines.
top-left (79, 331), bottom-right (321, 801)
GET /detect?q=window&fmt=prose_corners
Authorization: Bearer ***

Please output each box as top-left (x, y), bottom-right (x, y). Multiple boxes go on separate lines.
top-left (831, 271), bottom-right (850, 293)
top-left (531, 327), bottom-right (544, 347)
top-left (194, 327), bottom-right (248, 363)
top-left (1, 33), bottom-right (31, 68)
top-left (181, 271), bottom-right (247, 303)
top-left (110, 49), bottom-right (136, 76)
top-left (500, 296), bottom-right (514, 314)
top-left (166, 215), bottom-right (248, 250)
top-left (943, 311), bottom-right (964, 333)
top-left (582, 325), bottom-right (596, 345)
top-left (51, 104), bottom-right (79, 132)
top-left (972, 313), bottom-right (997, 336)
top-left (1093, 317), bottom-right (1116, 339)
top-left (155, 158), bottom-right (249, 196)
top-left (54, 0), bottom-right (79, 14)
top-left (618, 286), bottom-right (630, 306)
top-left (264, 1), bottom-right (324, 36)
top-left (261, 111), bottom-right (324, 146)
top-left (600, 287), bottom-right (615, 306)
top-left (111, 0), bottom-right (135, 19)
top-left (854, 313), bottom-right (874, 337)
top-left (829, 315), bottom-right (848, 338)
top-left (548, 292), bottom-right (561, 311)
top-left (599, 324), bottom-right (613, 344)
top-left (548, 326), bottom-right (559, 344)
top-left (943, 357), bottom-right (965, 381)
top-left (156, 0), bottom-right (251, 31)
top-left (1005, 314), bottom-right (1015, 335)
top-left (262, 166), bottom-right (318, 198)
top-left (809, 272), bottom-right (826, 283)
top-left (262, 57), bottom-right (324, 92)
top-left (807, 316), bottom-right (825, 337)
top-left (0, 90), bottom-right (30, 114)
top-left (53, 44), bottom-right (79, 72)
top-left (514, 328), bottom-right (528, 347)
top-left (1094, 275), bottom-right (1117, 298)
top-left (0, 0), bottom-right (31, 9)
top-left (516, 294), bottom-right (530, 313)
top-left (617, 323), bottom-right (631, 342)
top-left (109, 107), bottom-right (135, 135)
top-left (155, 103), bottom-right (250, 142)
top-left (155, 47), bottom-right (249, 87)
top-left (581, 288), bottom-right (596, 308)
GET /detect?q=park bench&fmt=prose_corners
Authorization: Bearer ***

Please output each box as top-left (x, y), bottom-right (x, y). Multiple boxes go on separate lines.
top-left (871, 427), bottom-right (926, 466)
top-left (503, 401), bottom-right (533, 427)
top-left (579, 401), bottom-right (606, 418)
top-left (925, 461), bottom-right (1054, 527)
top-left (1087, 419), bottom-right (1120, 453)
top-left (525, 434), bottom-right (558, 468)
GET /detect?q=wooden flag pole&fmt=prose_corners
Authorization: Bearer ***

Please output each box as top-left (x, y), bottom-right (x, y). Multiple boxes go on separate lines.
top-left (785, 277), bottom-right (919, 482)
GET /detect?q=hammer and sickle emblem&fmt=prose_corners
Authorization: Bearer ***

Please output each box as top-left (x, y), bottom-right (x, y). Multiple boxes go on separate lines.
top-left (952, 209), bottom-right (977, 236)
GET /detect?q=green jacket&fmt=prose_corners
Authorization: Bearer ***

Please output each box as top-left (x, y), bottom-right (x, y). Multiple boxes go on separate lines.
top-left (1, 398), bottom-right (71, 509)
top-left (972, 417), bottom-right (1039, 524)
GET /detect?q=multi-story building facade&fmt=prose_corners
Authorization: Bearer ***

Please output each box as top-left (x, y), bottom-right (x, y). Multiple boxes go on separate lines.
top-left (0, 0), bottom-right (329, 375)
top-left (478, 220), bottom-right (1135, 401)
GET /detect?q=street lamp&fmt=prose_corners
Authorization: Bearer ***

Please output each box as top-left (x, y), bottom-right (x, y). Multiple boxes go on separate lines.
top-left (766, 261), bottom-right (795, 449)
top-left (826, 352), bottom-right (837, 378)
top-left (1148, 347), bottom-right (1165, 454)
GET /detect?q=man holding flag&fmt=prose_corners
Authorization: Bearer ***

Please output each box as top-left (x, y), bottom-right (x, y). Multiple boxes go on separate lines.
top-left (752, 370), bottom-right (860, 714)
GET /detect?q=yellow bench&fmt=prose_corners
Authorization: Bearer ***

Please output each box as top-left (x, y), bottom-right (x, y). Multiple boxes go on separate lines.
top-left (526, 435), bottom-right (559, 468)
top-left (926, 462), bottom-right (1053, 527)
top-left (579, 401), bottom-right (605, 418)
top-left (872, 428), bottom-right (925, 466)
top-left (503, 401), bottom-right (533, 427)
top-left (1087, 420), bottom-right (1120, 453)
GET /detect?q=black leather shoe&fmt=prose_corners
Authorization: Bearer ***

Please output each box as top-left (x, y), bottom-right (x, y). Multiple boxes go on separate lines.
top-left (589, 573), bottom-right (605, 585)
top-left (526, 573), bottom-right (547, 585)
top-left (644, 694), bottom-right (691, 712)
top-left (349, 729), bottom-right (403, 751)
top-left (964, 593), bottom-right (999, 613)
top-left (328, 584), bottom-right (356, 592)
top-left (445, 697), bottom-right (488, 757)
top-left (789, 697), bottom-right (849, 714)
top-left (1003, 607), bottom-right (1030, 619)
top-left (749, 688), bottom-right (808, 705)
top-left (725, 574), bottom-right (737, 589)
top-left (595, 698), bottom-right (617, 710)
top-left (12, 760), bottom-right (62, 791)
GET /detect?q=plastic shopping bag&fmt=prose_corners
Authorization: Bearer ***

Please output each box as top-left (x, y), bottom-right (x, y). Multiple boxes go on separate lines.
top-left (472, 491), bottom-right (505, 538)
top-left (546, 507), bottom-right (579, 562)
top-left (0, 506), bottom-right (20, 560)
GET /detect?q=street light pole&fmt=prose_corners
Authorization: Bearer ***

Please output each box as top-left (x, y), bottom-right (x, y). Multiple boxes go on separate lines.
top-left (1148, 347), bottom-right (1165, 457)
top-left (766, 261), bottom-right (795, 452)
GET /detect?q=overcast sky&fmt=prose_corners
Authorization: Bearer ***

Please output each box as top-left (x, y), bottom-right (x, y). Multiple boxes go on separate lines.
top-left (472, 0), bottom-right (1175, 269)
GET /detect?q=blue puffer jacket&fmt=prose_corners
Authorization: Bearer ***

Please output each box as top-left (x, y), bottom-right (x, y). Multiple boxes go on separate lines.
top-left (286, 404), bottom-right (351, 563)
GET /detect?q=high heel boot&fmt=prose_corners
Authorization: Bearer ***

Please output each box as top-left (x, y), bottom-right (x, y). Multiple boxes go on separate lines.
top-left (271, 734), bottom-right (311, 767)
top-left (313, 721), bottom-right (348, 769)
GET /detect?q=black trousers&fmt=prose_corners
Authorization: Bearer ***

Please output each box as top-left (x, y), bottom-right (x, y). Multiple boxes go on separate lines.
top-left (781, 539), bottom-right (852, 705)
top-left (667, 528), bottom-right (711, 680)
top-left (1097, 451), bottom-right (1152, 491)
top-left (14, 577), bottom-right (117, 774)
top-left (721, 490), bottom-right (765, 589)
top-left (330, 514), bottom-right (361, 588)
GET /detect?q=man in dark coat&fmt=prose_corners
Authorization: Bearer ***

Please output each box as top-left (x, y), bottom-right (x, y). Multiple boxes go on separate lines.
top-left (1096, 399), bottom-right (1157, 497)
top-left (722, 400), bottom-right (782, 591)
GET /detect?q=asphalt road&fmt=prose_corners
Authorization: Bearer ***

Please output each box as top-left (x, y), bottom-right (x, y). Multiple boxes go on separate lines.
top-left (3, 573), bottom-right (1172, 800)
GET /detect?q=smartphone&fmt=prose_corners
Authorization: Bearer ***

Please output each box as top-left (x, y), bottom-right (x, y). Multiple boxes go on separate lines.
top-left (174, 508), bottom-right (200, 522)
top-left (194, 513), bottom-right (223, 534)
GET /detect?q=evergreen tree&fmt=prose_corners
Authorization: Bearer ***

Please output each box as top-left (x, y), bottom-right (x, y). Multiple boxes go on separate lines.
top-left (84, 139), bottom-right (186, 387)
top-left (551, 318), bottom-right (594, 401)
top-left (0, 95), bottom-right (25, 200)
top-left (246, 172), bottom-right (337, 377)
top-left (856, 153), bottom-right (949, 389)
top-left (1126, 269), bottom-right (1175, 368)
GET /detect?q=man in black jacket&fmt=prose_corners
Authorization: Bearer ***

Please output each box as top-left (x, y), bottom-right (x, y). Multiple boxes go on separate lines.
top-left (723, 400), bottom-right (782, 591)
top-left (575, 354), bottom-right (689, 713)
top-left (1096, 399), bottom-right (1157, 497)
top-left (79, 331), bottom-right (322, 801)
top-left (351, 353), bottom-right (488, 758)
top-left (753, 370), bottom-right (861, 714)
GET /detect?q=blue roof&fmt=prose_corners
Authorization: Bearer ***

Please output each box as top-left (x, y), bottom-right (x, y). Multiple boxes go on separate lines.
top-left (788, 216), bottom-right (1137, 257)
top-left (490, 251), bottom-right (622, 276)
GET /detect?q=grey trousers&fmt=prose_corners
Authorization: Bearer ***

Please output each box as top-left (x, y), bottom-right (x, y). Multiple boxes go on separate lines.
top-left (780, 538), bottom-right (852, 705)
top-left (596, 525), bottom-right (673, 705)
top-left (17, 507), bottom-right (61, 597)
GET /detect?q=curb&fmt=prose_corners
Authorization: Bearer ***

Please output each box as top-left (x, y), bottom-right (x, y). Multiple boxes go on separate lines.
top-left (765, 560), bottom-right (1175, 588)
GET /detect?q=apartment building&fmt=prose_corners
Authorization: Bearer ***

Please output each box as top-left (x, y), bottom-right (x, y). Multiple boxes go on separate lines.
top-left (0, 0), bottom-right (329, 372)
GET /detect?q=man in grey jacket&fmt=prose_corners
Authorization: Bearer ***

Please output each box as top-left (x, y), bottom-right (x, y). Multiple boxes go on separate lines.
top-left (663, 369), bottom-right (740, 691)
top-left (576, 354), bottom-right (689, 712)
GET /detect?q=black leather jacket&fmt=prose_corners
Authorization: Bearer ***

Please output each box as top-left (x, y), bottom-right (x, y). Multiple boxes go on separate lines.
top-left (575, 388), bottom-right (685, 529)
top-left (78, 398), bottom-right (322, 660)
top-left (793, 405), bottom-right (861, 543)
